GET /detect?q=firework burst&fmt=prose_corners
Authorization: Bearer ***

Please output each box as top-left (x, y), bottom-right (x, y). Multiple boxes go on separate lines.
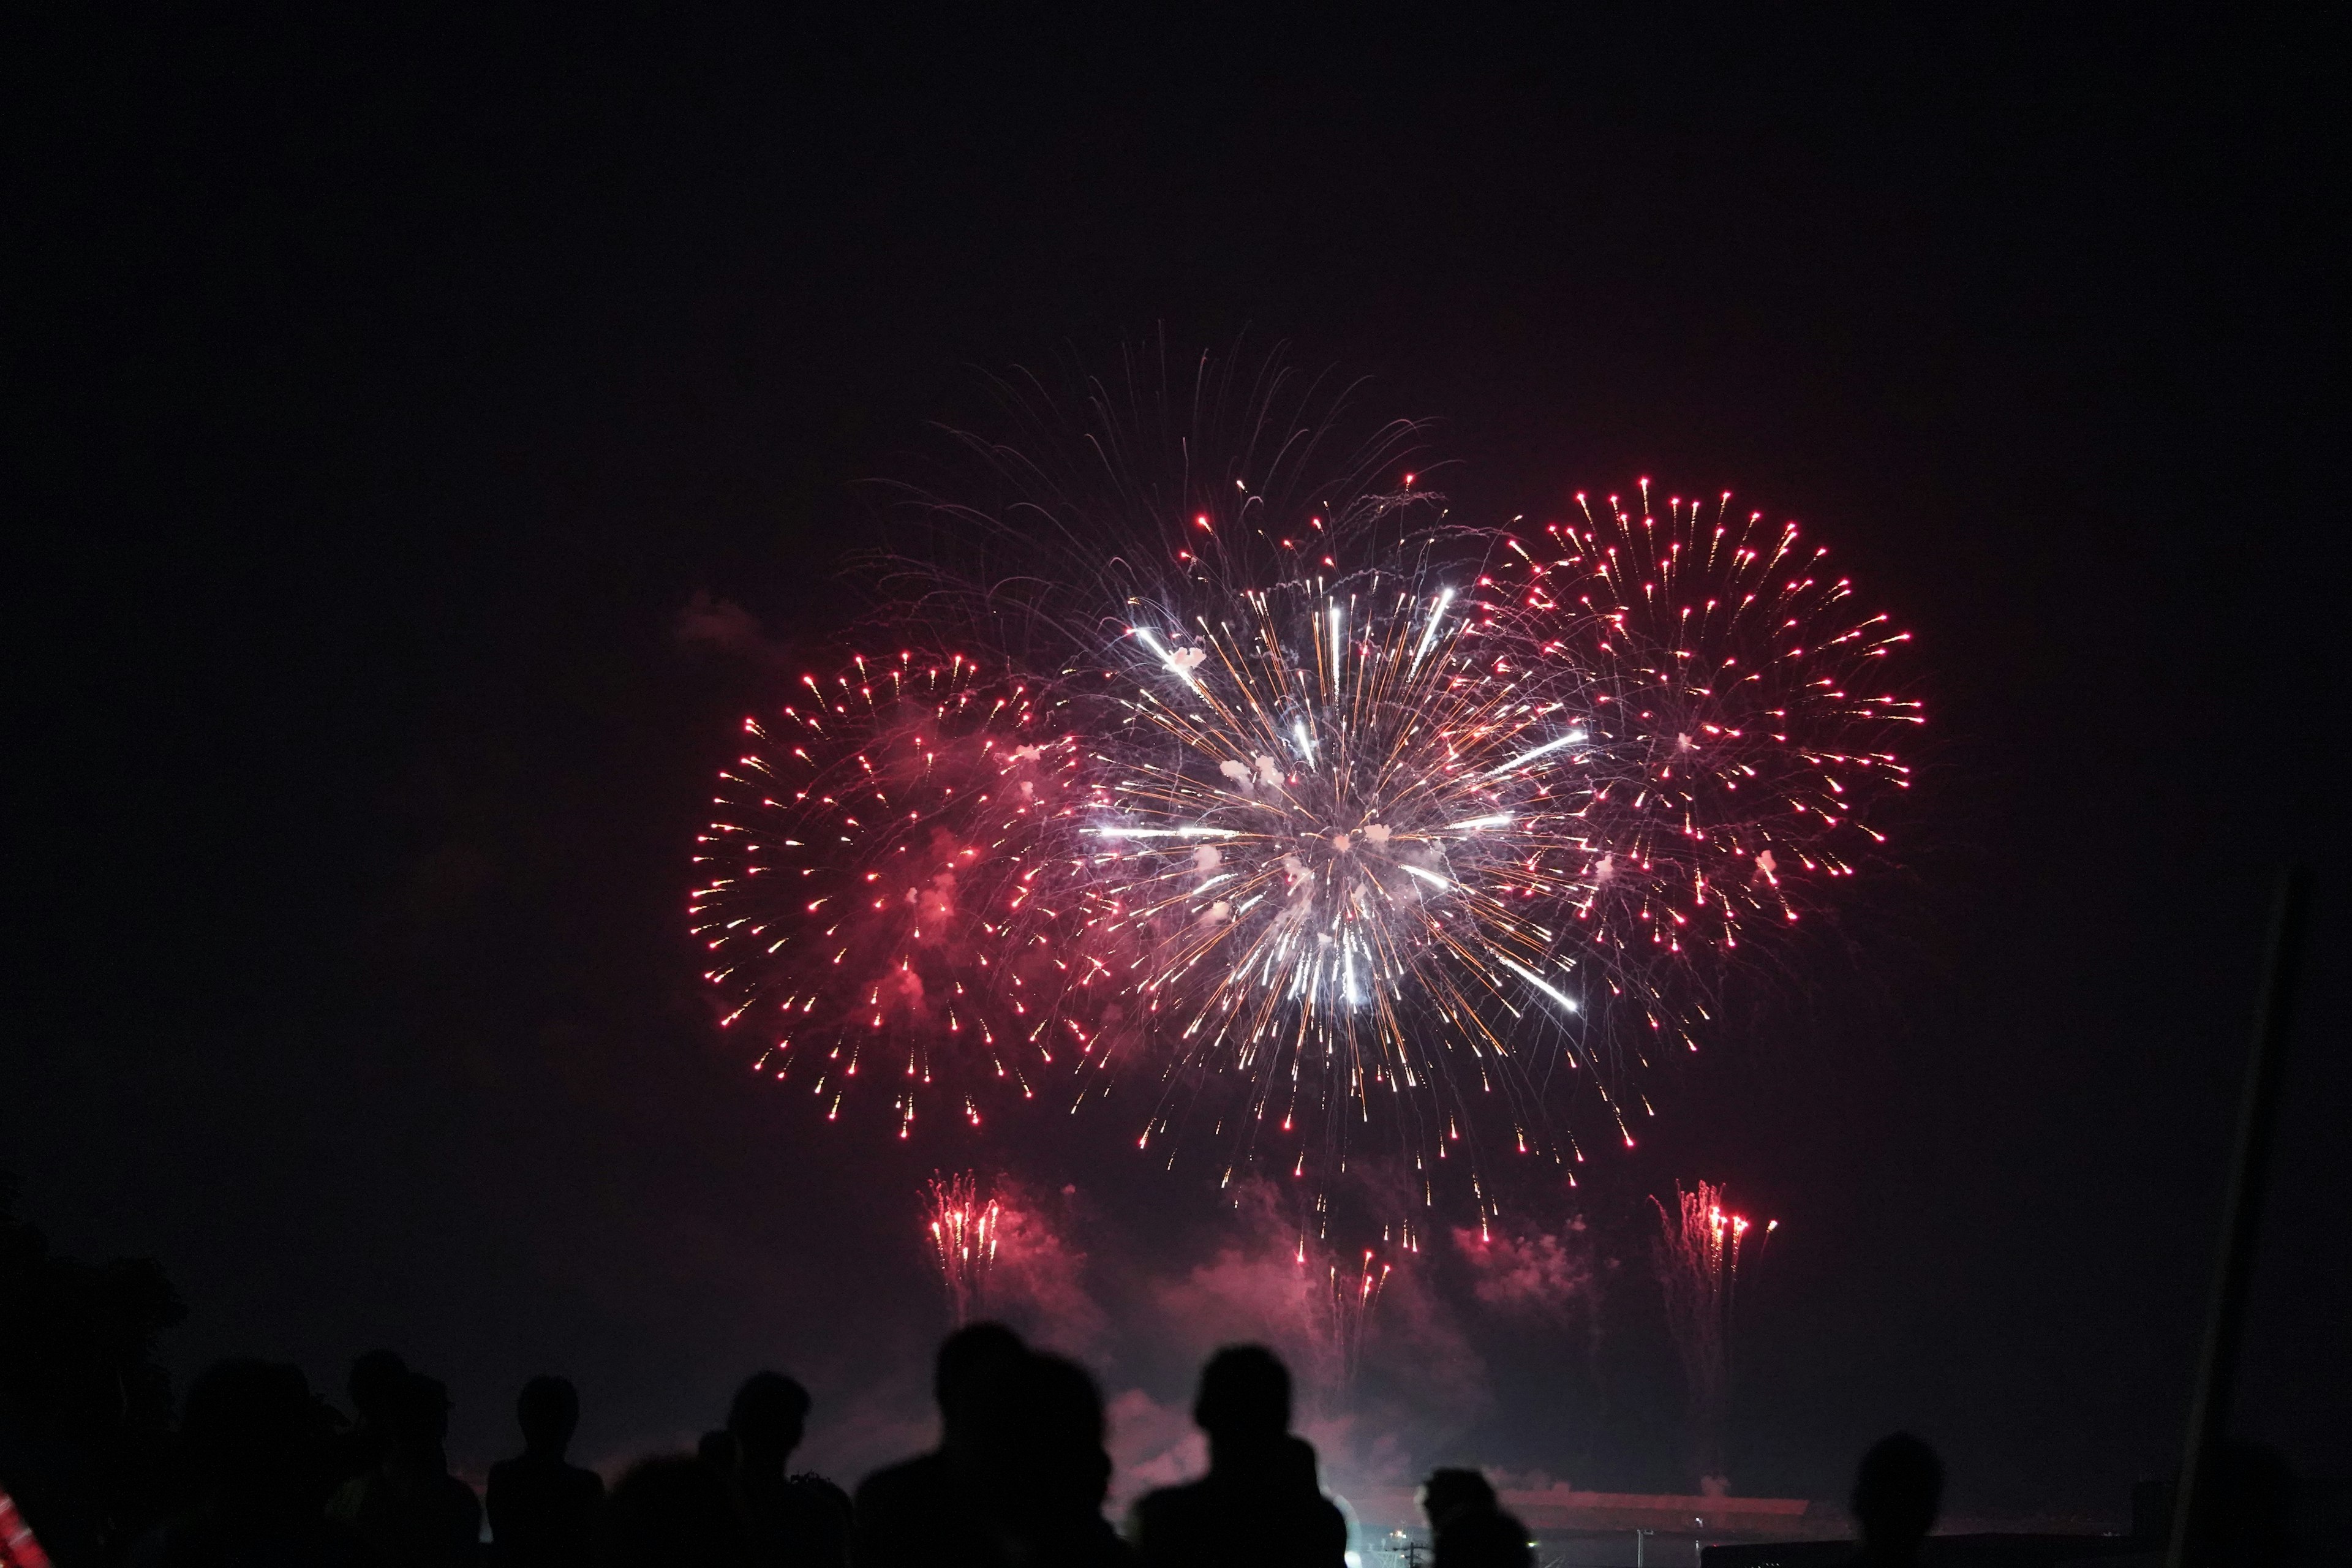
top-left (687, 347), bottom-right (1918, 1254)
top-left (1530, 482), bottom-right (1918, 959)
top-left (1093, 565), bottom-right (1624, 1199)
top-left (690, 651), bottom-right (1120, 1136)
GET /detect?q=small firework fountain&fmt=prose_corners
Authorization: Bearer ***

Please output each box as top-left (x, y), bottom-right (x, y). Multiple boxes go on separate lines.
top-left (925, 1172), bottom-right (1003, 1325)
top-left (1652, 1180), bottom-right (1776, 1487)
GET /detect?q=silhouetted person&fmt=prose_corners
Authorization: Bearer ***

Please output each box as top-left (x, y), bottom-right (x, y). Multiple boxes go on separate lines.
top-left (698, 1431), bottom-right (740, 1474)
top-left (851, 1323), bottom-right (1027, 1568)
top-left (1128, 1346), bottom-right (1344, 1568)
top-left (1850, 1433), bottom-right (1942, 1568)
top-left (329, 1373), bottom-right (481, 1568)
top-left (1420, 1468), bottom-right (1531, 1568)
top-left (487, 1378), bottom-right (603, 1568)
top-left (970, 1352), bottom-right (1128, 1568)
top-left (129, 1359), bottom-right (374, 1568)
top-left (724, 1373), bottom-right (848, 1568)
top-left (335, 1350), bottom-right (412, 1485)
top-left (600, 1457), bottom-right (745, 1568)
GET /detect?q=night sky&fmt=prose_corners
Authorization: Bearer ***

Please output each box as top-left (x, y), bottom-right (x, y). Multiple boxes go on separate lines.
top-left (8, 10), bottom-right (2345, 1529)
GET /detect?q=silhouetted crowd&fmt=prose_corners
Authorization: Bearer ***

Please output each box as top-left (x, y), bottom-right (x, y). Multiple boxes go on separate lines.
top-left (6, 1188), bottom-right (2323, 1566)
top-left (20, 1218), bottom-right (2146, 1568)
top-left (0, 1297), bottom-right (2022, 1568)
top-left (8, 1303), bottom-right (2318, 1568)
top-left (4, 1322), bottom-right (1585, 1568)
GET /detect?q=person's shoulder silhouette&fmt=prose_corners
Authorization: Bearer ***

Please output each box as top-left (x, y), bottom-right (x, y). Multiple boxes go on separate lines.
top-left (330, 1371), bottom-right (481, 1568)
top-left (974, 1352), bottom-right (1129, 1568)
top-left (601, 1456), bottom-right (747, 1568)
top-left (486, 1376), bottom-right (603, 1568)
top-left (851, 1323), bottom-right (1025, 1568)
top-left (1129, 1346), bottom-right (1343, 1568)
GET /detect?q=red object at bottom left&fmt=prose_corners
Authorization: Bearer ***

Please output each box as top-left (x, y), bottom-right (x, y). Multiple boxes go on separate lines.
top-left (0, 1486), bottom-right (53, 1568)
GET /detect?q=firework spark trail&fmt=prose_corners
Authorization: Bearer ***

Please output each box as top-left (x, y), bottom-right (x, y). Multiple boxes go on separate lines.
top-left (1651, 1180), bottom-right (1776, 1486)
top-left (1287, 1230), bottom-right (1393, 1395)
top-left (925, 1172), bottom-right (1003, 1325)
top-left (690, 651), bottom-right (1121, 1135)
top-left (894, 340), bottom-right (1434, 669)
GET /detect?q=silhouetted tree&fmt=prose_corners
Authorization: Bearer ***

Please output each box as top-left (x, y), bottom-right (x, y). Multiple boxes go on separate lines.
top-left (0, 1172), bottom-right (185, 1563)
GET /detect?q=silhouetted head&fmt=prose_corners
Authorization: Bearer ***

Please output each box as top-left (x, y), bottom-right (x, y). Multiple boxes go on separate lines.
top-left (1013, 1353), bottom-right (1105, 1453)
top-left (984, 1351), bottom-right (1110, 1529)
top-left (726, 1372), bottom-right (811, 1466)
top-left (517, 1375), bottom-right (580, 1457)
top-left (347, 1349), bottom-right (409, 1426)
top-left (1193, 1345), bottom-right (1291, 1447)
top-left (1852, 1432), bottom-right (1942, 1561)
top-left (182, 1359), bottom-right (325, 1517)
top-left (935, 1321), bottom-right (1025, 1441)
top-left (600, 1455), bottom-right (747, 1568)
top-left (1422, 1467), bottom-right (1499, 1531)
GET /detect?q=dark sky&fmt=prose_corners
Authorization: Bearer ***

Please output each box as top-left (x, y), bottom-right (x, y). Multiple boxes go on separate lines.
top-left (7, 9), bottom-right (2345, 1529)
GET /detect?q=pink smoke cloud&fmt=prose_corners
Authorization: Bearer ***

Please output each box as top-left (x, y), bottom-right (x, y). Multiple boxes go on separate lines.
top-left (1452, 1219), bottom-right (1596, 1321)
top-left (987, 1179), bottom-right (1109, 1354)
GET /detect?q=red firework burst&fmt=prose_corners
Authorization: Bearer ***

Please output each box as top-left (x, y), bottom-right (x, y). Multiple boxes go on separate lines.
top-left (1521, 481), bottom-right (1917, 976)
top-left (690, 651), bottom-right (1120, 1137)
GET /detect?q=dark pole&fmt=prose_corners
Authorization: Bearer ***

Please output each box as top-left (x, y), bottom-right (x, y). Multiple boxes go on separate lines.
top-left (2165, 867), bottom-right (2310, 1568)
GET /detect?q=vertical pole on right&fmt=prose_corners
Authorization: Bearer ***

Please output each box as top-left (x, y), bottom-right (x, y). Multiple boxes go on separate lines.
top-left (2165, 867), bottom-right (2310, 1567)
